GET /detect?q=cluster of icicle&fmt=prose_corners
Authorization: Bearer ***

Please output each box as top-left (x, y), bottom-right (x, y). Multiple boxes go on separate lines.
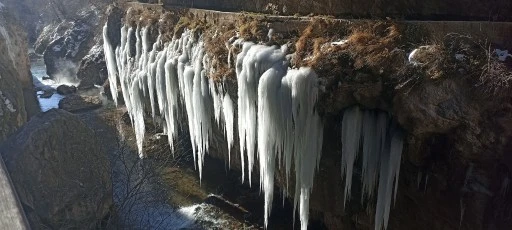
top-left (104, 23), bottom-right (233, 181)
top-left (341, 106), bottom-right (404, 230)
top-left (103, 20), bottom-right (324, 229)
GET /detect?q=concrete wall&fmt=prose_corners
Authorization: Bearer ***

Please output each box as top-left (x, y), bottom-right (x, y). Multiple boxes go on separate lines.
top-left (161, 0), bottom-right (512, 21)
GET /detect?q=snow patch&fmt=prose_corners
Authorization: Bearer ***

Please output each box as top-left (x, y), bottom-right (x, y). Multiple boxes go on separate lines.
top-left (331, 40), bottom-right (349, 46)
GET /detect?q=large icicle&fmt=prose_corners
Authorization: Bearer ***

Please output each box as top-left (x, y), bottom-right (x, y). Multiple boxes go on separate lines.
top-left (222, 93), bottom-right (235, 167)
top-left (163, 50), bottom-right (180, 152)
top-left (288, 68), bottom-right (323, 230)
top-left (130, 77), bottom-right (146, 157)
top-left (102, 24), bottom-right (119, 106)
top-left (257, 64), bottom-right (288, 227)
top-left (339, 106), bottom-right (404, 230)
top-left (341, 106), bottom-right (364, 207)
top-left (237, 44), bottom-right (286, 185)
top-left (361, 112), bottom-right (389, 202)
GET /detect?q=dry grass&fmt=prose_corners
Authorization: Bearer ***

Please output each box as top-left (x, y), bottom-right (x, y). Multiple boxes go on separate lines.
top-left (294, 18), bottom-right (349, 67)
top-left (237, 17), bottom-right (267, 41)
top-left (203, 24), bottom-right (238, 81)
top-left (479, 49), bottom-right (512, 97)
top-left (345, 22), bottom-right (408, 75)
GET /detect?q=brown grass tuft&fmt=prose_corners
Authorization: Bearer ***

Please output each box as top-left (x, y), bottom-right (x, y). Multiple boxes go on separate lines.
top-left (345, 22), bottom-right (406, 75)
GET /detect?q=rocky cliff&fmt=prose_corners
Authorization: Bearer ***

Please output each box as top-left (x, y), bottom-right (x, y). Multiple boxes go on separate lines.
top-left (104, 4), bottom-right (512, 230)
top-left (0, 3), bottom-right (39, 142)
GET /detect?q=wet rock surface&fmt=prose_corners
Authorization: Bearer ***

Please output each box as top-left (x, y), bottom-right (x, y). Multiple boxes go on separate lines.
top-left (56, 84), bottom-right (77, 95)
top-left (0, 109), bottom-right (112, 229)
top-left (58, 95), bottom-right (102, 113)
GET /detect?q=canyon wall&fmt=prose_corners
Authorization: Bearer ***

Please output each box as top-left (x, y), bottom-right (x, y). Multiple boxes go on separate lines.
top-left (0, 4), bottom-right (39, 142)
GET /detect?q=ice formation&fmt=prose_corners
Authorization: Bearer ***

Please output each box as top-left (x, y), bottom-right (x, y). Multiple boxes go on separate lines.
top-left (103, 24), bottom-right (119, 105)
top-left (222, 93), bottom-right (235, 166)
top-left (340, 106), bottom-right (404, 230)
top-left (103, 14), bottom-right (404, 229)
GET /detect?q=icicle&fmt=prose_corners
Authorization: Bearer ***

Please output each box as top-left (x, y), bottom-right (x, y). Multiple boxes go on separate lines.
top-left (222, 93), bottom-right (235, 167)
top-left (361, 111), bottom-right (379, 203)
top-left (191, 47), bottom-right (213, 181)
top-left (103, 23), bottom-right (119, 105)
top-left (337, 107), bottom-right (404, 230)
top-left (288, 68), bottom-right (323, 230)
top-left (390, 130), bottom-right (403, 207)
top-left (135, 25), bottom-right (142, 66)
top-left (155, 50), bottom-right (167, 121)
top-left (182, 66), bottom-right (197, 165)
top-left (130, 76), bottom-right (146, 157)
top-left (164, 53), bottom-right (180, 152)
top-left (374, 127), bottom-right (403, 230)
top-left (341, 106), bottom-right (363, 207)
top-left (209, 79), bottom-right (224, 126)
top-left (237, 43), bottom-right (286, 185)
top-left (257, 64), bottom-right (288, 227)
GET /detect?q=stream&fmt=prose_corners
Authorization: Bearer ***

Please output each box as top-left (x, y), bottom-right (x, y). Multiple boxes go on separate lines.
top-left (30, 55), bottom-right (66, 112)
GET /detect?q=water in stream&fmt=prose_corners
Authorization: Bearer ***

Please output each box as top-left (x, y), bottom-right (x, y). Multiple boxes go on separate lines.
top-left (29, 53), bottom-right (79, 112)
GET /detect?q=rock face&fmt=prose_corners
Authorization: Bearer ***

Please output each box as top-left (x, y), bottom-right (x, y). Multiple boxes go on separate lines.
top-left (77, 45), bottom-right (108, 89)
top-left (0, 4), bottom-right (39, 142)
top-left (43, 18), bottom-right (92, 81)
top-left (58, 95), bottom-right (103, 113)
top-left (0, 109), bottom-right (112, 229)
top-left (34, 21), bottom-right (73, 55)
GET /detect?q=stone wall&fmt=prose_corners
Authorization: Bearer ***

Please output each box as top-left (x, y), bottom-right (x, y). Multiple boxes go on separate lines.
top-left (162, 0), bottom-right (512, 21)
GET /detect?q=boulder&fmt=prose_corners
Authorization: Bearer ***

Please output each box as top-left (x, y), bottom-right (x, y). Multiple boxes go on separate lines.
top-left (0, 109), bottom-right (112, 229)
top-left (77, 45), bottom-right (108, 90)
top-left (56, 84), bottom-right (77, 95)
top-left (58, 95), bottom-right (102, 113)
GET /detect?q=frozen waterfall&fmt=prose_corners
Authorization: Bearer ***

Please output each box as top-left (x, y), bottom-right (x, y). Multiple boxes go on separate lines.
top-left (103, 17), bottom-right (404, 230)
